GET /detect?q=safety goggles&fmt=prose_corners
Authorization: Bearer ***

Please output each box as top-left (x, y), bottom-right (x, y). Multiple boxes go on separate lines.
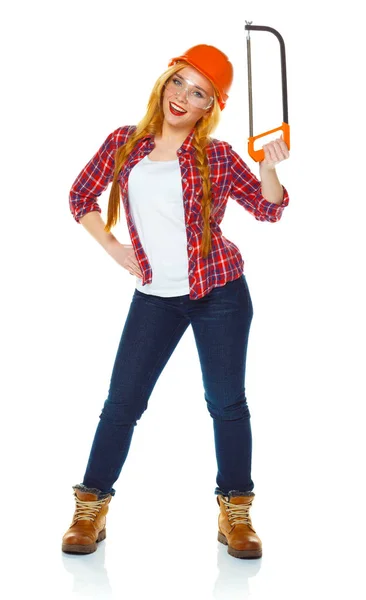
top-left (165, 73), bottom-right (214, 110)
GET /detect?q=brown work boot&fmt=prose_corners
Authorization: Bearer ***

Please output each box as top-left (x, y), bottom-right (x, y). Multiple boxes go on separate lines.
top-left (62, 484), bottom-right (114, 554)
top-left (217, 491), bottom-right (262, 559)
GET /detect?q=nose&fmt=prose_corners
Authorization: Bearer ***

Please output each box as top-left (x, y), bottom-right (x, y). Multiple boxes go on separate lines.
top-left (175, 86), bottom-right (188, 103)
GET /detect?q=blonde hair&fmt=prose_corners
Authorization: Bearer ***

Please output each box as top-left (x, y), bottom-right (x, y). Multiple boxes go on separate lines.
top-left (105, 62), bottom-right (221, 258)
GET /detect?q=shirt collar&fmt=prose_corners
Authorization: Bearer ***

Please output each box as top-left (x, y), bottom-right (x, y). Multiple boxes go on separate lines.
top-left (141, 127), bottom-right (196, 155)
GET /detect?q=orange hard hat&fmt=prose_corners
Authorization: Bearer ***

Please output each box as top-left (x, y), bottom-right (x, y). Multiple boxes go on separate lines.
top-left (168, 44), bottom-right (233, 110)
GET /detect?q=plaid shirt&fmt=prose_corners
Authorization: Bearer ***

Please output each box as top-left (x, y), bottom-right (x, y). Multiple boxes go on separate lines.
top-left (69, 125), bottom-right (290, 300)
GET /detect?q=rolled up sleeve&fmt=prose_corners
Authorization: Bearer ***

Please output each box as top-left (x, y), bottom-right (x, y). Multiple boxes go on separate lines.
top-left (69, 128), bottom-right (119, 223)
top-left (228, 145), bottom-right (290, 222)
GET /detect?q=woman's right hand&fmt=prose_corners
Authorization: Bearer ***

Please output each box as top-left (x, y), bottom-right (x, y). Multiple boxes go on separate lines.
top-left (105, 240), bottom-right (143, 279)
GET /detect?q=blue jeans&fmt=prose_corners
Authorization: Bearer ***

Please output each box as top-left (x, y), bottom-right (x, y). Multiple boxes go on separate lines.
top-left (81, 273), bottom-right (255, 497)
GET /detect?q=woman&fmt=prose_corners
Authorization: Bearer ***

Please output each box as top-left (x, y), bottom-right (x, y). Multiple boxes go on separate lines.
top-left (62, 44), bottom-right (290, 559)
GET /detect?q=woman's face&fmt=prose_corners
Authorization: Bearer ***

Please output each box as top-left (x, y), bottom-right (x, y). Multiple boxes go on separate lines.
top-left (162, 65), bottom-right (215, 130)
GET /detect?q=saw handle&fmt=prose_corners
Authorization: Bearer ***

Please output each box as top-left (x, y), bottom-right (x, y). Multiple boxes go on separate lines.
top-left (248, 122), bottom-right (290, 163)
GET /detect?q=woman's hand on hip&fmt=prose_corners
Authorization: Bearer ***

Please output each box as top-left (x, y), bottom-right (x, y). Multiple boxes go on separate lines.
top-left (105, 240), bottom-right (143, 279)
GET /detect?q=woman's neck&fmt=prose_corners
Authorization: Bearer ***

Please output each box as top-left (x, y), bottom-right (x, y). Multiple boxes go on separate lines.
top-left (156, 121), bottom-right (193, 149)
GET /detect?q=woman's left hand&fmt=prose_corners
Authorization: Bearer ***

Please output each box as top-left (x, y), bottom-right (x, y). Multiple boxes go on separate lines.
top-left (260, 134), bottom-right (290, 170)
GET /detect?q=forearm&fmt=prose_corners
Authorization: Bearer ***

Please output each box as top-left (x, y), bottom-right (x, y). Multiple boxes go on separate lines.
top-left (259, 164), bottom-right (284, 205)
top-left (79, 211), bottom-right (118, 252)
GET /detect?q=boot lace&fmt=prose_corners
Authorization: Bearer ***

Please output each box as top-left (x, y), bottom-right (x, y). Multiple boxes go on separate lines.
top-left (72, 495), bottom-right (107, 523)
top-left (222, 497), bottom-right (253, 527)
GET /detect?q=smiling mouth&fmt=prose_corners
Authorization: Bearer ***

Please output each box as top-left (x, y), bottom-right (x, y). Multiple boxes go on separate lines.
top-left (169, 101), bottom-right (187, 116)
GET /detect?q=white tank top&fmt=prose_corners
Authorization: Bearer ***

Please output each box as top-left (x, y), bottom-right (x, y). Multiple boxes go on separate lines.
top-left (128, 154), bottom-right (190, 296)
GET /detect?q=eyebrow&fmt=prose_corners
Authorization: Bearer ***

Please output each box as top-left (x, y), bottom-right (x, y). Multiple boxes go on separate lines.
top-left (175, 73), bottom-right (209, 94)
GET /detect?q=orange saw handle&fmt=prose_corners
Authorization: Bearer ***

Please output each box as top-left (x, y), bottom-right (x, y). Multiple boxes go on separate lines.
top-left (248, 122), bottom-right (290, 162)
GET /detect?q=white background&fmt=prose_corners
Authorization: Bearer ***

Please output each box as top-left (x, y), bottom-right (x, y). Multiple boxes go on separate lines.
top-left (1, 1), bottom-right (365, 599)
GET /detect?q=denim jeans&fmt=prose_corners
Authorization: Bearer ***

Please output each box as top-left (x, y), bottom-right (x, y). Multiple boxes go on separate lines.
top-left (81, 273), bottom-right (255, 498)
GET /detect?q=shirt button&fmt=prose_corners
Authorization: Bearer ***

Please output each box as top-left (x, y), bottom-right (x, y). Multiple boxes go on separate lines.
top-left (188, 246), bottom-right (192, 250)
top-left (183, 178), bottom-right (187, 183)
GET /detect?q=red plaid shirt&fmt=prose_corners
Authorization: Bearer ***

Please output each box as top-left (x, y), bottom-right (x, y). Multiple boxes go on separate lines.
top-left (69, 125), bottom-right (290, 300)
